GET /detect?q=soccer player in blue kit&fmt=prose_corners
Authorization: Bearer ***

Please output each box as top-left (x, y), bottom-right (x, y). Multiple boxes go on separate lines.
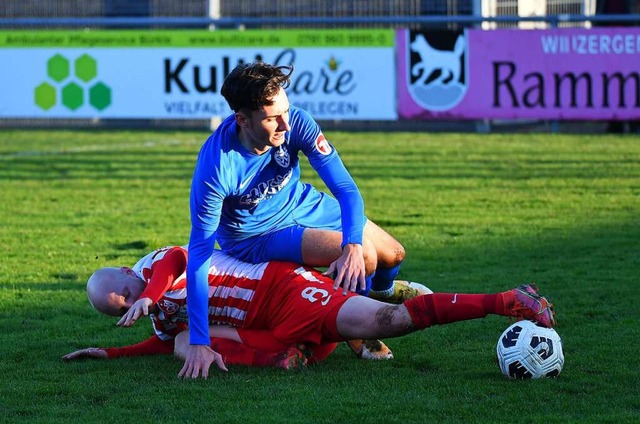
top-left (180, 61), bottom-right (413, 379)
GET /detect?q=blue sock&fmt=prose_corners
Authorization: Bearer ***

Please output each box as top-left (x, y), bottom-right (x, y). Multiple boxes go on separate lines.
top-left (371, 263), bottom-right (402, 292)
top-left (356, 274), bottom-right (374, 296)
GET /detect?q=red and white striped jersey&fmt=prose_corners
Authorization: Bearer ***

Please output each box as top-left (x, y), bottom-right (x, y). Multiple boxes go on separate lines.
top-left (133, 246), bottom-right (289, 341)
top-left (132, 245), bottom-right (189, 289)
top-left (131, 245), bottom-right (353, 346)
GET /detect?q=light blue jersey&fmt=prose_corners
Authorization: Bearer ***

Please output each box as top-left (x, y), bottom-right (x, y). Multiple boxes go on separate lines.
top-left (186, 106), bottom-right (365, 344)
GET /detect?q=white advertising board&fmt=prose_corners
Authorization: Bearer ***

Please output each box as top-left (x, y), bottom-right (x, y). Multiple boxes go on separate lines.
top-left (0, 30), bottom-right (397, 120)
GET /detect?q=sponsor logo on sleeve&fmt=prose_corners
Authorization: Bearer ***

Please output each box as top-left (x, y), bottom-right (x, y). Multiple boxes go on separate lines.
top-left (315, 133), bottom-right (332, 155)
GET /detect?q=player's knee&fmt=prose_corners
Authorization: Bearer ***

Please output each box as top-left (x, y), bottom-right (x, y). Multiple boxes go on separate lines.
top-left (174, 331), bottom-right (189, 359)
top-left (391, 243), bottom-right (406, 266)
top-left (380, 241), bottom-right (406, 268)
top-left (362, 239), bottom-right (378, 275)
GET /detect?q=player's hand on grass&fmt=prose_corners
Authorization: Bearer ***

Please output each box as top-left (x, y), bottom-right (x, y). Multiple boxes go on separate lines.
top-left (117, 297), bottom-right (153, 327)
top-left (178, 344), bottom-right (228, 379)
top-left (324, 243), bottom-right (366, 295)
top-left (62, 348), bottom-right (108, 361)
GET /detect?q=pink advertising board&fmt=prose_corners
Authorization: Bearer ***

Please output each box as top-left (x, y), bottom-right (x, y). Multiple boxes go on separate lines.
top-left (398, 28), bottom-right (640, 120)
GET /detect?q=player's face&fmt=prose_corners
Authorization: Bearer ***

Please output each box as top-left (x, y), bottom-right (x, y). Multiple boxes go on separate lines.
top-left (105, 267), bottom-right (145, 316)
top-left (237, 87), bottom-right (290, 154)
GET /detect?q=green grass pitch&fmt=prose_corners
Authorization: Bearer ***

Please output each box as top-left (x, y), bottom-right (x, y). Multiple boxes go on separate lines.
top-left (0, 129), bottom-right (638, 423)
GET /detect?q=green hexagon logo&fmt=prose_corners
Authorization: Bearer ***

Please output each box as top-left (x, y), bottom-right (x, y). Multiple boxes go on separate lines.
top-left (61, 82), bottom-right (84, 111)
top-left (35, 82), bottom-right (57, 110)
top-left (36, 54), bottom-right (112, 113)
top-left (47, 54), bottom-right (70, 82)
top-left (75, 54), bottom-right (97, 82)
top-left (89, 82), bottom-right (112, 111)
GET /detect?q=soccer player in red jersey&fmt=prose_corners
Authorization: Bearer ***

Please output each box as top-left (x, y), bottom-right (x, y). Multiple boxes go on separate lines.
top-left (63, 245), bottom-right (317, 369)
top-left (64, 246), bottom-right (556, 378)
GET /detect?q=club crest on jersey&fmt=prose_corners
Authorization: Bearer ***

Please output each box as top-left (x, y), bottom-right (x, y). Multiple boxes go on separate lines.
top-left (315, 133), bottom-right (332, 155)
top-left (273, 145), bottom-right (290, 168)
top-left (158, 299), bottom-right (180, 314)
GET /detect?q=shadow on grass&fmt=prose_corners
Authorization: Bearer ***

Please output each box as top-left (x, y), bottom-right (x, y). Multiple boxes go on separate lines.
top-left (0, 149), bottom-right (197, 181)
top-left (114, 240), bottom-right (149, 251)
top-left (402, 217), bottom-right (639, 292)
top-left (3, 143), bottom-right (638, 182)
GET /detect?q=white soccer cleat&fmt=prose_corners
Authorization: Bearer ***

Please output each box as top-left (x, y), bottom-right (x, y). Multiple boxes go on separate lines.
top-left (401, 280), bottom-right (433, 295)
top-left (346, 339), bottom-right (394, 360)
top-left (368, 280), bottom-right (433, 304)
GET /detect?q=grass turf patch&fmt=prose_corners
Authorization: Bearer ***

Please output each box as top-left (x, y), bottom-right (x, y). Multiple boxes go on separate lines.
top-left (1, 129), bottom-right (638, 423)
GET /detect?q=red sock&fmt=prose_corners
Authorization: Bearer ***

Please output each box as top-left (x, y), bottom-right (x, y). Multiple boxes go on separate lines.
top-left (404, 293), bottom-right (506, 329)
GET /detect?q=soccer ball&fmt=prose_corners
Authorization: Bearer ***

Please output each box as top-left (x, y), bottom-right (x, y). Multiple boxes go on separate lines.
top-left (496, 320), bottom-right (564, 379)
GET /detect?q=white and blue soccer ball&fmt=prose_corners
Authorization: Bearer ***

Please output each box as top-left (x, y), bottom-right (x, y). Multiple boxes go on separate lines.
top-left (496, 320), bottom-right (564, 379)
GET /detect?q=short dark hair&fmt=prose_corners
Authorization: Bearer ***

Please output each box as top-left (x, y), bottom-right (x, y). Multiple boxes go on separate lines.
top-left (221, 61), bottom-right (293, 112)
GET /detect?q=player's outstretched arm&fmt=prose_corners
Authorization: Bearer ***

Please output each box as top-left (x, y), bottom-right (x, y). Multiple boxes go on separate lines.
top-left (62, 348), bottom-right (108, 361)
top-left (117, 297), bottom-right (153, 327)
top-left (178, 344), bottom-right (228, 379)
top-left (63, 336), bottom-right (175, 360)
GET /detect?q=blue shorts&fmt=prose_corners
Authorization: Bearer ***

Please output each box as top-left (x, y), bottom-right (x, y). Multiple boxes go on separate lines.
top-left (221, 187), bottom-right (352, 264)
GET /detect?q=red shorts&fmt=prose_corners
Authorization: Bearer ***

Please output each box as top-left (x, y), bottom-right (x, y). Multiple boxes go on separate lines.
top-left (244, 263), bottom-right (358, 347)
